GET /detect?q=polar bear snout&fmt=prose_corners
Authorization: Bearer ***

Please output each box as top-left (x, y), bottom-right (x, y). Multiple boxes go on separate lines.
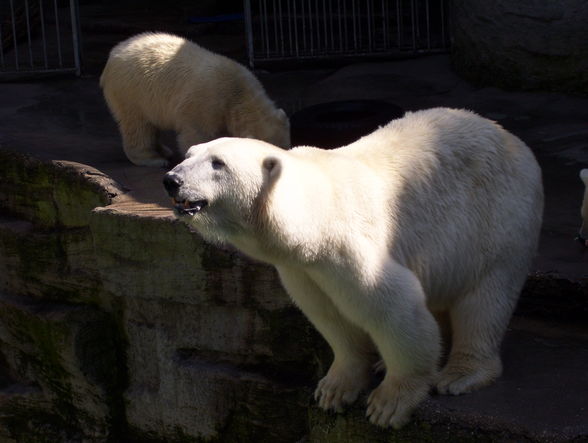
top-left (163, 172), bottom-right (183, 198)
top-left (163, 172), bottom-right (208, 215)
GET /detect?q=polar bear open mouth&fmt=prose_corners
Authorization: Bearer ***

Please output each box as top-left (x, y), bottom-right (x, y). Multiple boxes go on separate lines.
top-left (172, 198), bottom-right (208, 215)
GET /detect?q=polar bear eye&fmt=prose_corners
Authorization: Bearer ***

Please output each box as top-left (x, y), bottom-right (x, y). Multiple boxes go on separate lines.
top-left (211, 157), bottom-right (225, 170)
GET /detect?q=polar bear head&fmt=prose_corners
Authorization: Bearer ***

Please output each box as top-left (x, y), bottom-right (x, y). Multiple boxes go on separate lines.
top-left (261, 108), bottom-right (291, 148)
top-left (163, 137), bottom-right (283, 246)
top-left (227, 105), bottom-right (291, 149)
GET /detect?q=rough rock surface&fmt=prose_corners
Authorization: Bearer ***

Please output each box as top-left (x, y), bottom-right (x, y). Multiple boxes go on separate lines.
top-left (0, 152), bottom-right (327, 441)
top-left (451, 0), bottom-right (588, 93)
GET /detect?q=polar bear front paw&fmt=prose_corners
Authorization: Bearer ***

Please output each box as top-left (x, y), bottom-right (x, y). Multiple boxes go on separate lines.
top-left (366, 375), bottom-right (430, 429)
top-left (314, 364), bottom-right (370, 412)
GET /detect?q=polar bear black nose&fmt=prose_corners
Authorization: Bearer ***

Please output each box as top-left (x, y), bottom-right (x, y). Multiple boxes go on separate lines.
top-left (163, 172), bottom-right (183, 197)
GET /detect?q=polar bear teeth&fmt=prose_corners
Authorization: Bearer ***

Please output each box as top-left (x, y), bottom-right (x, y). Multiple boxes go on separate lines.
top-left (171, 198), bottom-right (208, 215)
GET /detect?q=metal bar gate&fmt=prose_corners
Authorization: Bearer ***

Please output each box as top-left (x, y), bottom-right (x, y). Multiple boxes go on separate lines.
top-left (244, 0), bottom-right (450, 67)
top-left (0, 0), bottom-right (81, 77)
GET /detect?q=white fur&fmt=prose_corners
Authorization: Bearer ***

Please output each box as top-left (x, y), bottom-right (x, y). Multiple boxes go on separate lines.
top-left (168, 108), bottom-right (544, 428)
top-left (100, 32), bottom-right (290, 166)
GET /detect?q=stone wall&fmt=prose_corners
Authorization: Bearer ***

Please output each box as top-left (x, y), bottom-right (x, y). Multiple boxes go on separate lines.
top-left (0, 150), bottom-right (327, 441)
top-left (450, 0), bottom-right (588, 94)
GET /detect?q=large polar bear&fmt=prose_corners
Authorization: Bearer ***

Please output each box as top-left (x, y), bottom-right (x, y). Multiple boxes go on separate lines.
top-left (100, 32), bottom-right (290, 167)
top-left (163, 108), bottom-right (544, 428)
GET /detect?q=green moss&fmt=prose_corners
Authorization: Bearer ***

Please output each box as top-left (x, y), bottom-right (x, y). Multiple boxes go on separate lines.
top-left (2, 303), bottom-right (77, 418)
top-left (0, 297), bottom-right (127, 440)
top-left (0, 149), bottom-right (116, 229)
top-left (0, 150), bottom-right (58, 226)
top-left (0, 221), bottom-right (103, 304)
top-left (1, 403), bottom-right (86, 442)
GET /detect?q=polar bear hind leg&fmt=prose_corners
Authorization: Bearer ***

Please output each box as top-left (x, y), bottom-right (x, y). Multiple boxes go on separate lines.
top-left (437, 265), bottom-right (524, 395)
top-left (277, 266), bottom-right (376, 412)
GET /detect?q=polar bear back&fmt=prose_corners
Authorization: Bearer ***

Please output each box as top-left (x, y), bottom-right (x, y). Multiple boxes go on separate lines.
top-left (100, 32), bottom-right (263, 132)
top-left (279, 108), bottom-right (543, 304)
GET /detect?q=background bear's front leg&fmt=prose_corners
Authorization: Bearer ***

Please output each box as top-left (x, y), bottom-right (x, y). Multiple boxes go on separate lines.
top-left (118, 114), bottom-right (169, 167)
top-left (276, 266), bottom-right (377, 412)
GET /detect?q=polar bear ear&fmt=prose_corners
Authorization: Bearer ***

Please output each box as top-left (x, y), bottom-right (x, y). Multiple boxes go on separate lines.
top-left (262, 156), bottom-right (282, 181)
top-left (580, 169), bottom-right (588, 184)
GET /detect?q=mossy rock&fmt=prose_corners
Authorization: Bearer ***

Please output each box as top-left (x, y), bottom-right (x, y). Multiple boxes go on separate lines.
top-left (0, 149), bottom-right (125, 228)
top-left (0, 293), bottom-right (126, 440)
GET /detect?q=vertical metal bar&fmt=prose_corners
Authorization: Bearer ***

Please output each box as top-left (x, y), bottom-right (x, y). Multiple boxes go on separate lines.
top-left (352, 0), bottom-right (357, 51)
top-left (414, 0), bottom-right (420, 45)
top-left (440, 0), bottom-right (447, 48)
top-left (272, 0), bottom-right (277, 58)
top-left (268, 0), bottom-right (273, 57)
top-left (367, 0), bottom-right (373, 52)
top-left (381, 0), bottom-right (387, 50)
top-left (272, 0), bottom-right (279, 57)
top-left (25, 0), bottom-right (34, 67)
top-left (261, 0), bottom-right (269, 58)
top-left (0, 24), bottom-right (5, 69)
top-left (332, 0), bottom-right (337, 53)
top-left (293, 0), bottom-right (299, 57)
top-left (342, 0), bottom-right (347, 52)
top-left (10, 0), bottom-right (20, 70)
top-left (53, 0), bottom-right (63, 68)
top-left (308, 0), bottom-right (314, 55)
top-left (300, 0), bottom-right (307, 55)
top-left (40, 0), bottom-right (48, 68)
top-left (315, 0), bottom-right (321, 54)
top-left (397, 0), bottom-right (402, 49)
top-left (323, 0), bottom-right (335, 53)
top-left (425, 0), bottom-right (431, 50)
top-left (287, 0), bottom-right (293, 57)
top-left (70, 0), bottom-right (82, 75)
top-left (256, 1), bottom-right (266, 58)
top-left (356, 0), bottom-right (362, 51)
top-left (338, 0), bottom-right (343, 53)
top-left (410, 0), bottom-right (416, 50)
top-left (311, 1), bottom-right (321, 52)
top-left (323, 0), bottom-right (328, 54)
top-left (243, 0), bottom-right (255, 67)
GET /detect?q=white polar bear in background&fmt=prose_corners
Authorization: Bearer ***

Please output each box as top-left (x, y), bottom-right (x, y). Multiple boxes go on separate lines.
top-left (100, 32), bottom-right (290, 167)
top-left (578, 169), bottom-right (588, 246)
top-left (163, 108), bottom-right (544, 428)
